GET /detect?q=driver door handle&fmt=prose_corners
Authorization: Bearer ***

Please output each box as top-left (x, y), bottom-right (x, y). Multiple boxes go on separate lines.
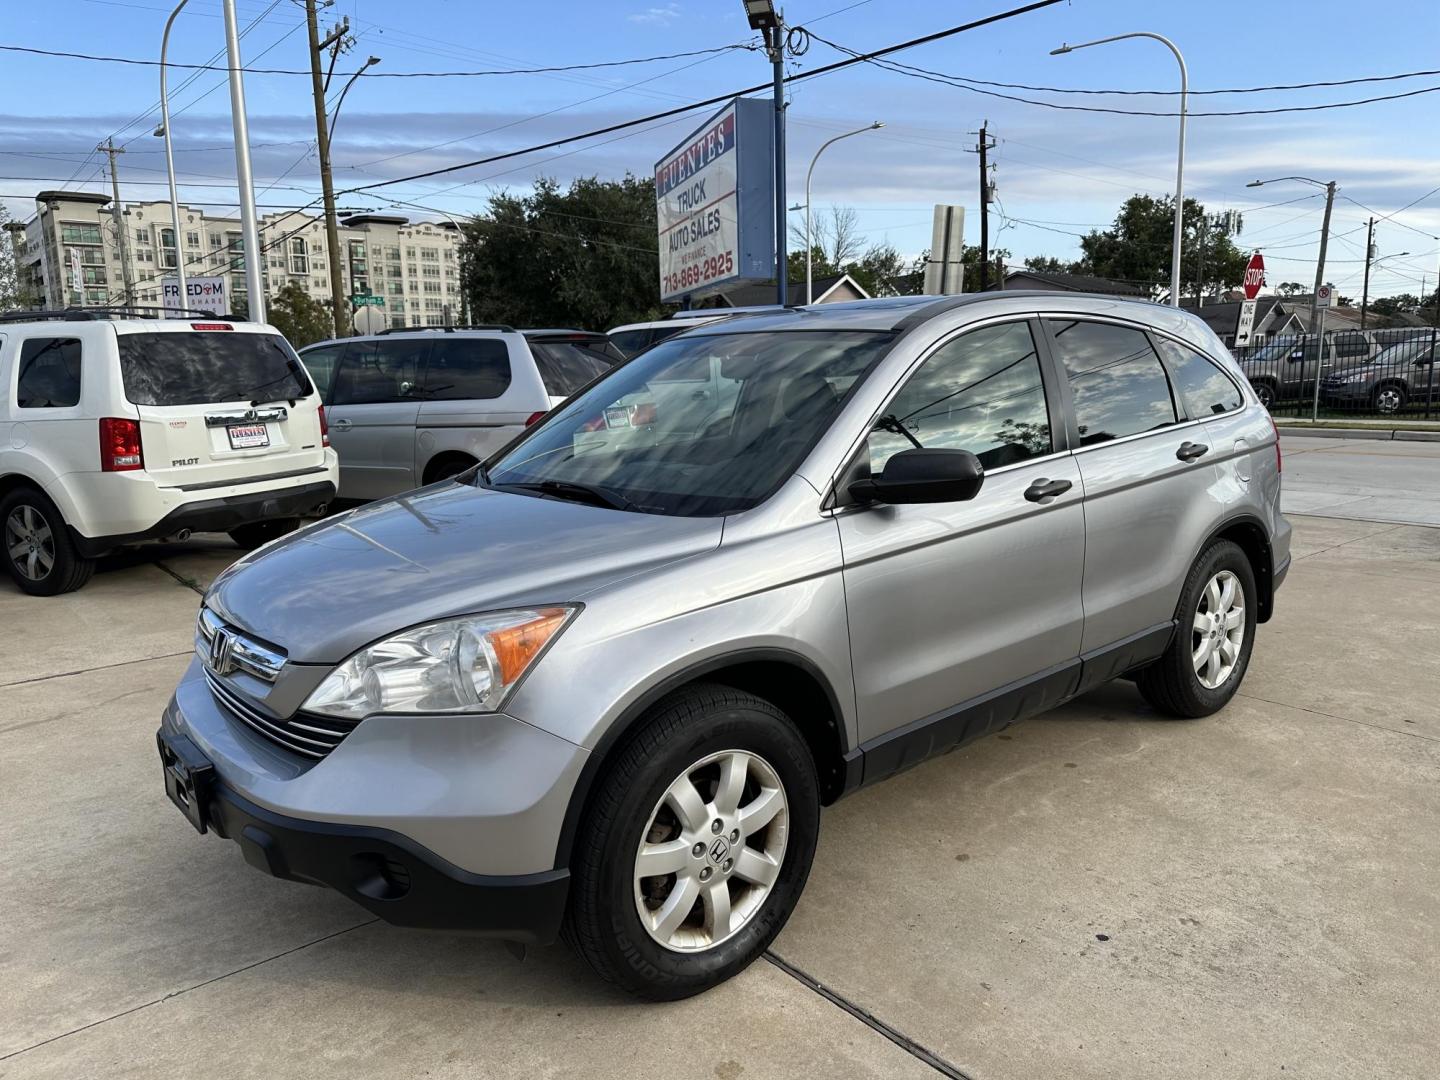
top-left (1024, 478), bottom-right (1072, 503)
top-left (1176, 441), bottom-right (1209, 462)
top-left (331, 418), bottom-right (352, 431)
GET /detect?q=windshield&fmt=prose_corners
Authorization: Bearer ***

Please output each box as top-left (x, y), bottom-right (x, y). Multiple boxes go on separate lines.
top-left (486, 330), bottom-right (893, 516)
top-left (119, 331), bottom-right (311, 406)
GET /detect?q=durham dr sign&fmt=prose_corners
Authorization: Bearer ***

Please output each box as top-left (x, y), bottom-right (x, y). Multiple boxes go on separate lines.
top-left (655, 97), bottom-right (774, 303)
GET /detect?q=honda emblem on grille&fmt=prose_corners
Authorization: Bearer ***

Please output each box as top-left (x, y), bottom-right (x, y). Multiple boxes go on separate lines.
top-left (208, 628), bottom-right (236, 675)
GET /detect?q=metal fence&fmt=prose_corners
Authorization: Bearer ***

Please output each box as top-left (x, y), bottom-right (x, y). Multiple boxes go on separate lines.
top-left (1231, 326), bottom-right (1440, 421)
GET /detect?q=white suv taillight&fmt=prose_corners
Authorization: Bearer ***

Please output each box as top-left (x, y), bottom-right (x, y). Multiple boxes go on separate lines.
top-left (99, 417), bottom-right (144, 472)
top-left (318, 404), bottom-right (331, 447)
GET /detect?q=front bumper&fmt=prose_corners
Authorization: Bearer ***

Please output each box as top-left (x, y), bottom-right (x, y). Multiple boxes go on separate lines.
top-left (72, 478), bottom-right (335, 558)
top-left (157, 728), bottom-right (568, 941)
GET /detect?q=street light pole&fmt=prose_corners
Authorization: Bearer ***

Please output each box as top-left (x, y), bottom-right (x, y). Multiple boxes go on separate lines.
top-left (158, 0), bottom-right (189, 313)
top-left (329, 56), bottom-right (380, 141)
top-left (221, 0), bottom-right (264, 321)
top-left (1053, 32), bottom-right (1187, 306)
top-left (1247, 176), bottom-right (1336, 338)
top-left (769, 24), bottom-right (788, 306)
top-left (804, 122), bottom-right (883, 304)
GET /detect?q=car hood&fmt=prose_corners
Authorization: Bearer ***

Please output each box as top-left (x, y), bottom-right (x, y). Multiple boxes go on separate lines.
top-left (206, 483), bottom-right (723, 663)
top-left (1324, 363), bottom-right (1374, 379)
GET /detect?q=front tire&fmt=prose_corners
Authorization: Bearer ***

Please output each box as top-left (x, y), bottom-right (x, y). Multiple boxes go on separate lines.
top-left (1136, 539), bottom-right (1257, 718)
top-left (1, 486), bottom-right (95, 596)
top-left (228, 517), bottom-right (299, 551)
top-left (1252, 381), bottom-right (1277, 410)
top-left (1372, 383), bottom-right (1407, 415)
top-left (565, 684), bottom-right (820, 1000)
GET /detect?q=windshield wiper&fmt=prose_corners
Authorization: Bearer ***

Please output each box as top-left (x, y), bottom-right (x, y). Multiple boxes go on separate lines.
top-left (504, 479), bottom-right (640, 512)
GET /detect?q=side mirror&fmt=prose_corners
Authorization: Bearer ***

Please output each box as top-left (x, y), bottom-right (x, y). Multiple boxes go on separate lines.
top-left (849, 448), bottom-right (985, 505)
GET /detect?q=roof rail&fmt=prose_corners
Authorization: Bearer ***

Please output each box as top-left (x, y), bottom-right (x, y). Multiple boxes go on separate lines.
top-left (0, 305), bottom-right (231, 325)
top-left (375, 323), bottom-right (516, 334)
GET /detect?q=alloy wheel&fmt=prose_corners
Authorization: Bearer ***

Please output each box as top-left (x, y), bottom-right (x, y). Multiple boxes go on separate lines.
top-left (5, 504), bottom-right (55, 582)
top-left (1374, 387), bottom-right (1404, 414)
top-left (633, 749), bottom-right (789, 953)
top-left (1192, 570), bottom-right (1245, 690)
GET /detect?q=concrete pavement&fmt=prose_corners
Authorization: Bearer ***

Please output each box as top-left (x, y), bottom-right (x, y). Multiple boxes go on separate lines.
top-left (1281, 434), bottom-right (1440, 526)
top-left (2, 515), bottom-right (1438, 1079)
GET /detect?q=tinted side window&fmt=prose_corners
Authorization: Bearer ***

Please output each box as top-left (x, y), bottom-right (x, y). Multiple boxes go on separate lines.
top-left (424, 339), bottom-right (512, 400)
top-left (1156, 338), bottom-right (1242, 417)
top-left (1334, 333), bottom-right (1369, 358)
top-left (16, 338), bottom-right (82, 408)
top-left (330, 338), bottom-right (429, 405)
top-left (608, 329), bottom-right (653, 357)
top-left (871, 321), bottom-right (1052, 473)
top-left (299, 344), bottom-right (345, 402)
top-left (1048, 320), bottom-right (1177, 446)
top-left (530, 342), bottom-right (617, 397)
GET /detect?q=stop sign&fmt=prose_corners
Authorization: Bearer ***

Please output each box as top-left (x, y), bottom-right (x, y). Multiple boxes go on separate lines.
top-left (1242, 251), bottom-right (1266, 301)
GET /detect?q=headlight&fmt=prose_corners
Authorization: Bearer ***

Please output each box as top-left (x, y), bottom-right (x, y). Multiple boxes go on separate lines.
top-left (1343, 372), bottom-right (1370, 384)
top-left (302, 607), bottom-right (575, 721)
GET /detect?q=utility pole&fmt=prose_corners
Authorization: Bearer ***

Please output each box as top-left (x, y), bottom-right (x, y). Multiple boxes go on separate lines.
top-left (1360, 217), bottom-right (1375, 329)
top-left (969, 122), bottom-right (996, 292)
top-left (765, 22), bottom-right (788, 306)
top-left (97, 141), bottom-right (134, 307)
top-left (1312, 182), bottom-right (1336, 337)
top-left (305, 0), bottom-right (350, 337)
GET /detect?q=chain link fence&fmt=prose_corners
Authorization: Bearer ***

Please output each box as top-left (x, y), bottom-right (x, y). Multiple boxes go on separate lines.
top-left (1231, 326), bottom-right (1440, 421)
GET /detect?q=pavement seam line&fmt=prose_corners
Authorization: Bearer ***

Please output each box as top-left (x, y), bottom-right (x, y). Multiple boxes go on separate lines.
top-left (0, 919), bottom-right (378, 1063)
top-left (153, 559), bottom-right (206, 595)
top-left (1290, 522), bottom-right (1405, 563)
top-left (1235, 691), bottom-right (1437, 743)
top-left (0, 650), bottom-right (194, 688)
top-left (762, 950), bottom-right (976, 1080)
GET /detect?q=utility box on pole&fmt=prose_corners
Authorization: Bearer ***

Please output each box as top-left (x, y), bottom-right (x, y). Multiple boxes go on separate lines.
top-left (924, 205), bottom-right (965, 295)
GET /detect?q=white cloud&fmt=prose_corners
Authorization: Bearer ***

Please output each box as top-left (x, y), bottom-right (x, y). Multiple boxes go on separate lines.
top-left (628, 3), bottom-right (681, 24)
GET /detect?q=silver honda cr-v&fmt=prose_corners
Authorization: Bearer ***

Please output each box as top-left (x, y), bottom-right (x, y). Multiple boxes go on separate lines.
top-left (157, 293), bottom-right (1290, 999)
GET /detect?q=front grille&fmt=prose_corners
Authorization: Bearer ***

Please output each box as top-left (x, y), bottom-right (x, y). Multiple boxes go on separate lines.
top-left (205, 670), bottom-right (359, 760)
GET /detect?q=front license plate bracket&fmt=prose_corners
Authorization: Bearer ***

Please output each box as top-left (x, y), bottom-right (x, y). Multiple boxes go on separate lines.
top-left (157, 730), bottom-right (215, 834)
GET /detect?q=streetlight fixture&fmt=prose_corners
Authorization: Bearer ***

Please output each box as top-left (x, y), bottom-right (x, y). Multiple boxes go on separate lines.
top-left (804, 121), bottom-right (883, 304)
top-left (158, 0), bottom-right (190, 312)
top-left (329, 56), bottom-right (381, 140)
top-left (1247, 176), bottom-right (1337, 334)
top-left (1053, 33), bottom-right (1187, 307)
top-left (742, 0), bottom-right (780, 30)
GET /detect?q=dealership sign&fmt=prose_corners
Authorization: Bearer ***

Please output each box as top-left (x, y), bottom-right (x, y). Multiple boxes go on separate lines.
top-left (162, 275), bottom-right (227, 317)
top-left (655, 97), bottom-right (774, 302)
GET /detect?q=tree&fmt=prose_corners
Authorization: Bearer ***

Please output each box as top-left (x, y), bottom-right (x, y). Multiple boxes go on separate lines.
top-left (1369, 294), bottom-right (1419, 318)
top-left (461, 175), bottom-right (662, 330)
top-left (786, 205), bottom-right (911, 297)
top-left (1074, 194), bottom-right (1248, 301)
top-left (267, 281), bottom-right (336, 347)
top-left (1275, 281), bottom-right (1307, 297)
top-left (0, 205), bottom-right (20, 312)
top-left (1023, 255), bottom-right (1080, 275)
top-left (900, 244), bottom-right (1012, 294)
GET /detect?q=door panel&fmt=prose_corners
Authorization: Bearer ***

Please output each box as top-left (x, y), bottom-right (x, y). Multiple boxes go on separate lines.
top-left (839, 457), bottom-right (1085, 743)
top-left (838, 319), bottom-right (1084, 745)
top-left (326, 338), bottom-right (428, 500)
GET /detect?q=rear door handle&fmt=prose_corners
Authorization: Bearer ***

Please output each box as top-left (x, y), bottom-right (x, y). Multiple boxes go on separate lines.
top-left (331, 418), bottom-right (352, 431)
top-left (1024, 478), bottom-right (1073, 503)
top-left (1176, 441), bottom-right (1209, 462)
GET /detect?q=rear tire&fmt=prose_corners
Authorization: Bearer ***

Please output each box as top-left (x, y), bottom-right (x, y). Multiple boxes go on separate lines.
top-left (565, 684), bottom-right (820, 1000)
top-left (424, 454), bottom-right (478, 485)
top-left (1136, 539), bottom-right (1256, 718)
top-left (228, 517), bottom-right (299, 551)
top-left (1252, 381), bottom-right (1276, 410)
top-left (1, 486), bottom-right (95, 596)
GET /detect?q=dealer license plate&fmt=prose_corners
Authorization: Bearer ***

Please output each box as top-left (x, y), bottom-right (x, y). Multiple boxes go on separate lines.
top-left (227, 423), bottom-right (270, 449)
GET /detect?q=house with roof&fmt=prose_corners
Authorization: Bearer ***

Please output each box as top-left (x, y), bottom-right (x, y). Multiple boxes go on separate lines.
top-left (1180, 296), bottom-right (1301, 346)
top-left (705, 271), bottom-right (870, 308)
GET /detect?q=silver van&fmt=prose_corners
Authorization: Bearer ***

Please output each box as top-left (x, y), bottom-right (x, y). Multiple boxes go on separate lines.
top-left (158, 293), bottom-right (1290, 1000)
top-left (298, 327), bottom-right (622, 500)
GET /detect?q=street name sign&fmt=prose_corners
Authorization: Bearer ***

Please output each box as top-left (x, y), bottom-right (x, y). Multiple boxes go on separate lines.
top-left (655, 97), bottom-right (774, 303)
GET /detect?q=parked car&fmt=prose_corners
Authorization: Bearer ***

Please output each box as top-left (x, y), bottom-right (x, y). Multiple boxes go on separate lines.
top-left (609, 313), bottom-right (728, 358)
top-left (0, 308), bottom-right (336, 595)
top-left (1238, 328), bottom-right (1432, 408)
top-left (158, 293), bottom-right (1289, 999)
top-left (1321, 334), bottom-right (1440, 414)
top-left (297, 326), bottom-right (623, 500)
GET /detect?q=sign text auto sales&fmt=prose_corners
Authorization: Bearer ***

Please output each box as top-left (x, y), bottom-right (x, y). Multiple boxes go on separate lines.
top-left (654, 99), bottom-right (771, 302)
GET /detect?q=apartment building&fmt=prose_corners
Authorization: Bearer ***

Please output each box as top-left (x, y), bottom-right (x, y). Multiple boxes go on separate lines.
top-left (8, 191), bottom-right (462, 327)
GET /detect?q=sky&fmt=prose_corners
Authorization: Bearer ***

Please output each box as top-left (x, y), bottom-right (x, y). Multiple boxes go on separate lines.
top-left (2, 0), bottom-right (1438, 300)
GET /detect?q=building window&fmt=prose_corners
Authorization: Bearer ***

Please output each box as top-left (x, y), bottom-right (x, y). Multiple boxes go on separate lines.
top-left (227, 233), bottom-right (245, 272)
top-left (81, 266), bottom-right (107, 285)
top-left (405, 246), bottom-right (416, 259)
top-left (61, 223), bottom-right (103, 245)
top-left (422, 265), bottom-right (440, 278)
top-left (420, 248), bottom-right (438, 261)
top-left (210, 233), bottom-right (224, 249)
top-left (159, 227), bottom-right (178, 269)
top-left (134, 226), bottom-right (151, 247)
top-left (289, 236), bottom-right (309, 275)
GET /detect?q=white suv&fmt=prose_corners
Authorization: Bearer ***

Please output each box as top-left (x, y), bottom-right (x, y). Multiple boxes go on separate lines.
top-left (0, 310), bottom-right (338, 595)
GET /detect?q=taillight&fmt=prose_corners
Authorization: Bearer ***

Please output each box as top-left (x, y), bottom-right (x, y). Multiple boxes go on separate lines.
top-left (99, 417), bottom-right (144, 472)
top-left (1269, 414), bottom-right (1282, 473)
top-left (524, 411), bottom-right (547, 427)
top-left (317, 404), bottom-right (330, 447)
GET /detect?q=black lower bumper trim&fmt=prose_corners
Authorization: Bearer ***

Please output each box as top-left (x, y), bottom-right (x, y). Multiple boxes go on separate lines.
top-left (73, 480), bottom-right (335, 557)
top-left (163, 747), bottom-right (568, 942)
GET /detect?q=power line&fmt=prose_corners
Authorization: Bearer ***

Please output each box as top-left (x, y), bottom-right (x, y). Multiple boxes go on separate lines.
top-left (1339, 190), bottom-right (1440, 239)
top-left (886, 65), bottom-right (1440, 98)
top-left (808, 33), bottom-right (1440, 117)
top-left (333, 0), bottom-right (1067, 197)
top-left (0, 41), bottom-right (756, 77)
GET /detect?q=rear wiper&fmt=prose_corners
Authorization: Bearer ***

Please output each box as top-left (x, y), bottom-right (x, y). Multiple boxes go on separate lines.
top-left (505, 479), bottom-right (640, 512)
top-left (240, 370), bottom-right (302, 406)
